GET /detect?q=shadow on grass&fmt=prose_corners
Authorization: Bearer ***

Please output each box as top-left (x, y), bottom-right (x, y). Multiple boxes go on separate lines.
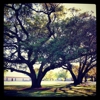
top-left (52, 83), bottom-right (96, 96)
top-left (20, 87), bottom-right (51, 91)
top-left (72, 89), bottom-right (95, 96)
top-left (4, 83), bottom-right (96, 97)
top-left (4, 90), bottom-right (19, 97)
top-left (65, 83), bottom-right (75, 88)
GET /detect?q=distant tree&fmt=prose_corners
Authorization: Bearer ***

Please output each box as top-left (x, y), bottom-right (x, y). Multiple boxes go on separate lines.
top-left (87, 67), bottom-right (96, 81)
top-left (55, 69), bottom-right (68, 81)
top-left (43, 70), bottom-right (57, 81)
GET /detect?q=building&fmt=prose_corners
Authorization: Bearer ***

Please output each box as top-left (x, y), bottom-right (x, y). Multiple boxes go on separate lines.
top-left (4, 71), bottom-right (31, 81)
top-left (4, 76), bottom-right (31, 81)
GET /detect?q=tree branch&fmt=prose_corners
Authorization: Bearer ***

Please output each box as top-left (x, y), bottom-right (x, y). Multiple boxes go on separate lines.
top-left (4, 44), bottom-right (18, 49)
top-left (17, 43), bottom-right (27, 61)
top-left (25, 3), bottom-right (48, 14)
top-left (4, 57), bottom-right (27, 64)
top-left (4, 67), bottom-right (30, 76)
top-left (4, 26), bottom-right (23, 42)
top-left (4, 4), bottom-right (15, 10)
top-left (79, 55), bottom-right (88, 74)
top-left (15, 10), bottom-right (28, 38)
top-left (30, 56), bottom-right (38, 65)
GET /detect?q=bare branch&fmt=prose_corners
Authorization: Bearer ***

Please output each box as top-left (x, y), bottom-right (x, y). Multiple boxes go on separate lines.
top-left (4, 32), bottom-right (15, 38)
top-left (4, 44), bottom-right (18, 49)
top-left (4, 67), bottom-right (30, 76)
top-left (4, 26), bottom-right (22, 42)
top-left (30, 56), bottom-right (38, 65)
top-left (25, 4), bottom-right (47, 14)
top-left (4, 4), bottom-right (15, 10)
top-left (15, 11), bottom-right (28, 38)
top-left (4, 57), bottom-right (28, 64)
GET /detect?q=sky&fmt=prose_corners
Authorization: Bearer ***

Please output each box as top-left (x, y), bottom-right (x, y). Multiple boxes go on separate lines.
top-left (4, 3), bottom-right (96, 78)
top-left (61, 3), bottom-right (96, 17)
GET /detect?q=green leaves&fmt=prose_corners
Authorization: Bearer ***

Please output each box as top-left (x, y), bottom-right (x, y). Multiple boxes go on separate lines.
top-left (4, 3), bottom-right (96, 71)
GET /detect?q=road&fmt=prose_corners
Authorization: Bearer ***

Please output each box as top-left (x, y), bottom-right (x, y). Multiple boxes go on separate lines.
top-left (4, 81), bottom-right (74, 85)
top-left (85, 81), bottom-right (96, 85)
top-left (4, 81), bottom-right (96, 86)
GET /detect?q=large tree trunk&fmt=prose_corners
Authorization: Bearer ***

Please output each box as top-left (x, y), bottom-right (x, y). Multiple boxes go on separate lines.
top-left (68, 69), bottom-right (77, 85)
top-left (27, 63), bottom-right (41, 89)
top-left (84, 76), bottom-right (87, 82)
top-left (74, 73), bottom-right (85, 85)
top-left (30, 72), bottom-right (45, 89)
top-left (74, 77), bottom-right (83, 85)
top-left (90, 76), bottom-right (94, 81)
top-left (30, 76), bottom-right (41, 88)
top-left (69, 69), bottom-right (85, 86)
top-left (84, 74), bottom-right (88, 82)
top-left (94, 76), bottom-right (96, 81)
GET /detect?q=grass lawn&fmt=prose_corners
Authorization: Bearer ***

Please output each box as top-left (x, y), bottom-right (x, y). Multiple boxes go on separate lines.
top-left (4, 83), bottom-right (96, 97)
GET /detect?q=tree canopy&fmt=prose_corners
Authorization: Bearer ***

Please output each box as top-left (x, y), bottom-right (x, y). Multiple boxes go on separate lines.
top-left (4, 3), bottom-right (96, 88)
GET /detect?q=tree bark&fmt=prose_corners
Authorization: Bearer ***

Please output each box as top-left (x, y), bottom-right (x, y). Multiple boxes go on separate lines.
top-left (84, 76), bottom-right (87, 82)
top-left (30, 73), bottom-right (46, 88)
top-left (69, 68), bottom-right (85, 86)
top-left (30, 76), bottom-right (41, 88)
top-left (29, 71), bottom-right (46, 88)
top-left (27, 63), bottom-right (41, 89)
top-left (74, 77), bottom-right (83, 85)
top-left (68, 69), bottom-right (77, 85)
top-left (74, 73), bottom-right (86, 85)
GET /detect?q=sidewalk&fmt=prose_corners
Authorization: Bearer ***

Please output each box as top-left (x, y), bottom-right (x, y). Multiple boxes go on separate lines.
top-left (79, 81), bottom-right (96, 86)
top-left (86, 81), bottom-right (96, 85)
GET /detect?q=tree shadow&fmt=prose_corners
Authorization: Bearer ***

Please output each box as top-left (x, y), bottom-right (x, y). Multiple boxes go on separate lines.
top-left (53, 83), bottom-right (96, 96)
top-left (53, 86), bottom-right (71, 94)
top-left (71, 88), bottom-right (95, 96)
top-left (66, 83), bottom-right (74, 88)
top-left (20, 87), bottom-right (51, 91)
top-left (4, 90), bottom-right (19, 97)
top-left (53, 83), bottom-right (74, 94)
top-left (54, 88), bottom-right (57, 92)
top-left (59, 87), bottom-right (68, 93)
